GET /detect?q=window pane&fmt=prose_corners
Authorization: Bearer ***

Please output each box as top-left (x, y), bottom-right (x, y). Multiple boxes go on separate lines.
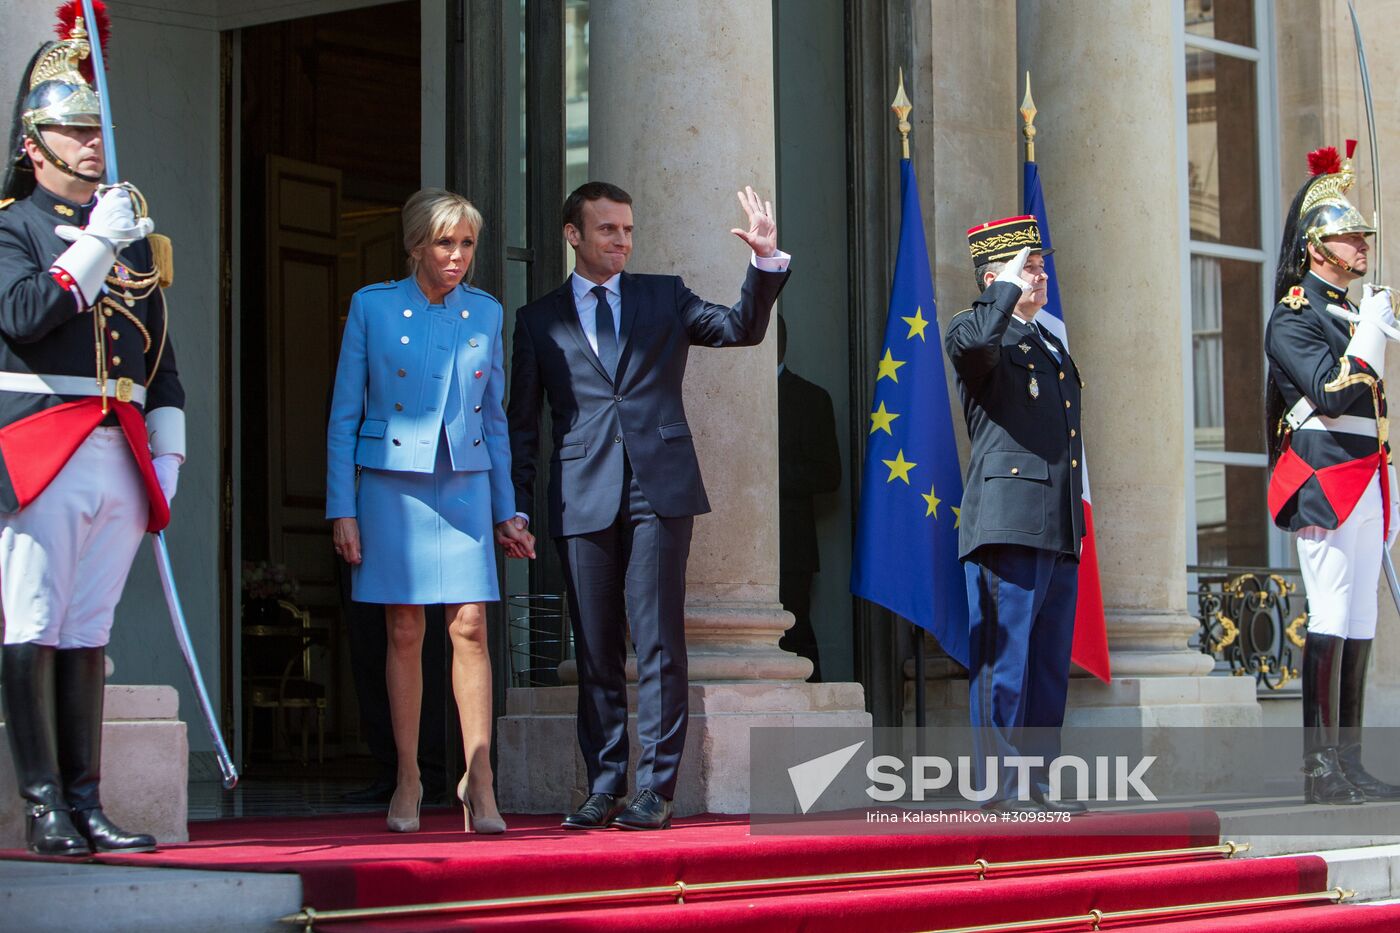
top-left (564, 1), bottom-right (590, 194)
top-left (505, 0), bottom-right (527, 250)
top-left (1195, 464), bottom-right (1269, 567)
top-left (1191, 256), bottom-right (1265, 454)
top-left (1186, 49), bottom-right (1260, 248)
top-left (1185, 0), bottom-right (1254, 46)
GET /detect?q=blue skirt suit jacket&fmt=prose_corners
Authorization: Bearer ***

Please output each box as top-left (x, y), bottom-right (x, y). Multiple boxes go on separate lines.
top-left (326, 276), bottom-right (515, 603)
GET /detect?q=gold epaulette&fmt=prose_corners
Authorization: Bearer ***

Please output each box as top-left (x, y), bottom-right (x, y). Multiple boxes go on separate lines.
top-left (1281, 286), bottom-right (1309, 310)
top-left (148, 234), bottom-right (174, 288)
top-left (0, 198), bottom-right (13, 210)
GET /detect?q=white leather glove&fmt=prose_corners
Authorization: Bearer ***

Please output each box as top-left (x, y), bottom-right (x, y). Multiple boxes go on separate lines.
top-left (1389, 464), bottom-right (1398, 549)
top-left (1344, 284), bottom-right (1392, 368)
top-left (51, 234), bottom-right (116, 307)
top-left (54, 186), bottom-right (154, 247)
top-left (994, 246), bottom-right (1033, 296)
top-left (153, 453), bottom-right (181, 505)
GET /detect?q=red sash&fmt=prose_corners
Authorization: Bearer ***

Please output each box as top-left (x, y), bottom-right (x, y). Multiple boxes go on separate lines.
top-left (0, 397), bottom-right (170, 532)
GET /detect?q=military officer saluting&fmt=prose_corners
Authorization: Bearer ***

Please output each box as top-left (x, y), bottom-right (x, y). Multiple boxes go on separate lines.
top-left (0, 6), bottom-right (184, 856)
top-left (1266, 142), bottom-right (1400, 805)
top-left (944, 217), bottom-right (1085, 812)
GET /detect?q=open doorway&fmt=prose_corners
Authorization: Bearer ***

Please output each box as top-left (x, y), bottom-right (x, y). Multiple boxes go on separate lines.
top-left (232, 1), bottom-right (421, 807)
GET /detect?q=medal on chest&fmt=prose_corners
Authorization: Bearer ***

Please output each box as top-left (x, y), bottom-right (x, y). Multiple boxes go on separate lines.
top-left (1028, 375), bottom-right (1040, 399)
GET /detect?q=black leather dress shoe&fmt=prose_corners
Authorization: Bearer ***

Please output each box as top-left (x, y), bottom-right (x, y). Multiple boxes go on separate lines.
top-left (980, 797), bottom-right (1047, 813)
top-left (613, 789), bottom-right (673, 831)
top-left (562, 793), bottom-right (627, 830)
top-left (343, 777), bottom-right (396, 805)
top-left (1031, 790), bottom-right (1088, 813)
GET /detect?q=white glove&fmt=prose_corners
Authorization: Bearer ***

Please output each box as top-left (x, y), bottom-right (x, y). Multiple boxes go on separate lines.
top-left (54, 186), bottom-right (155, 247)
top-left (994, 246), bottom-right (1033, 295)
top-left (1344, 284), bottom-right (1392, 368)
top-left (1389, 464), bottom-right (1398, 549)
top-left (153, 453), bottom-right (181, 505)
top-left (51, 235), bottom-right (116, 307)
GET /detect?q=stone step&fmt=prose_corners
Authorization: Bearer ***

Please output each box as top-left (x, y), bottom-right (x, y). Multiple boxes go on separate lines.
top-left (1319, 843), bottom-right (1400, 902)
top-left (0, 859), bottom-right (300, 933)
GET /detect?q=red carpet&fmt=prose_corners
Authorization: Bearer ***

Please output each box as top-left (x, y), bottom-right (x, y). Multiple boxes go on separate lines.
top-left (7, 808), bottom-right (1400, 931)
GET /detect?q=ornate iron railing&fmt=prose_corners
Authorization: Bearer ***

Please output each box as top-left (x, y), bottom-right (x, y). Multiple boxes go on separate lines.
top-left (1188, 566), bottom-right (1306, 691)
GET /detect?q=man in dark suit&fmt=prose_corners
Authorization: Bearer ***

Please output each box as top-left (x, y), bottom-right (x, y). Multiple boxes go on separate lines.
top-left (944, 217), bottom-right (1085, 813)
top-left (776, 316), bottom-right (840, 682)
top-left (508, 181), bottom-right (790, 830)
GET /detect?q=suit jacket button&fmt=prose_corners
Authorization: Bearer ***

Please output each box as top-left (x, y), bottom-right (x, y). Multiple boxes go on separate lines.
top-left (401, 336), bottom-right (410, 344)
top-left (398, 369), bottom-right (406, 377)
top-left (111, 355), bottom-right (121, 366)
top-left (460, 310), bottom-right (470, 319)
top-left (474, 405), bottom-right (482, 413)
top-left (403, 309), bottom-right (413, 317)
top-left (1010, 467), bottom-right (1020, 475)
top-left (473, 438), bottom-right (482, 446)
top-left (469, 339), bottom-right (478, 347)
top-left (614, 395), bottom-right (622, 402)
top-left (475, 370), bottom-right (483, 379)
top-left (1070, 428), bottom-right (1077, 437)
top-left (614, 435), bottom-right (622, 444)
top-left (1059, 371), bottom-right (1065, 380)
top-left (1028, 363), bottom-right (1035, 370)
top-left (1064, 400), bottom-right (1071, 409)
top-left (1072, 459), bottom-right (1079, 468)
top-left (392, 438), bottom-right (401, 446)
top-left (394, 403), bottom-right (404, 411)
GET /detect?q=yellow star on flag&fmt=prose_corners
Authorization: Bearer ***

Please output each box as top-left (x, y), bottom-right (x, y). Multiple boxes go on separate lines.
top-left (922, 483), bottom-right (942, 517)
top-left (901, 306), bottom-right (929, 341)
top-left (883, 449), bottom-right (916, 484)
top-left (869, 401), bottom-right (899, 436)
top-left (876, 348), bottom-right (906, 383)
top-left (952, 506), bottom-right (961, 528)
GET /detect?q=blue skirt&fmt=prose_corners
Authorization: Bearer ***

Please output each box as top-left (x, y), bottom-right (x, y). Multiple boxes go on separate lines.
top-left (352, 440), bottom-right (499, 604)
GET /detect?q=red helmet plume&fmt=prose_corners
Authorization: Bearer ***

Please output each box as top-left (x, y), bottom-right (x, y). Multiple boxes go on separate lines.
top-left (1307, 146), bottom-right (1342, 177)
top-left (54, 0), bottom-right (110, 83)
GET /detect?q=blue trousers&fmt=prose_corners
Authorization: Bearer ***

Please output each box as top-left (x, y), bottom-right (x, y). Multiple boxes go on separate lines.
top-left (966, 544), bottom-right (1078, 800)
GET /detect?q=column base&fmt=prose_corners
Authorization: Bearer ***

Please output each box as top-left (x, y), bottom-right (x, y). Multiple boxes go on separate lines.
top-left (498, 681), bottom-right (869, 816)
top-left (0, 685), bottom-right (189, 848)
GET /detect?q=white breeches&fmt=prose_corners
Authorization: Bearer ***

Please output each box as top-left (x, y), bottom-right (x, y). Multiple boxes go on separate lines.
top-left (1297, 471), bottom-right (1385, 639)
top-left (0, 428), bottom-right (147, 648)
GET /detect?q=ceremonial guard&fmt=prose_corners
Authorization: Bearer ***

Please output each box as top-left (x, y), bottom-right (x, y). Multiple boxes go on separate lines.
top-left (944, 219), bottom-right (1085, 812)
top-left (1265, 143), bottom-right (1400, 805)
top-left (0, 4), bottom-right (184, 854)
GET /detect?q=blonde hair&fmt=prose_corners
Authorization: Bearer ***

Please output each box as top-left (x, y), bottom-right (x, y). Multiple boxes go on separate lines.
top-left (402, 188), bottom-right (484, 277)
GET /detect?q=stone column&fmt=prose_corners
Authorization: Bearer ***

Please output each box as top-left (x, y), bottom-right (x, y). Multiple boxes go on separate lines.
top-left (496, 0), bottom-right (868, 815)
top-left (1016, 1), bottom-right (1256, 725)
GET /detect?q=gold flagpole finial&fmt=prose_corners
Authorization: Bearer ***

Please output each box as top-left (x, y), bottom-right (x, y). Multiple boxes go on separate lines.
top-left (1020, 71), bottom-right (1037, 163)
top-left (891, 67), bottom-right (912, 160)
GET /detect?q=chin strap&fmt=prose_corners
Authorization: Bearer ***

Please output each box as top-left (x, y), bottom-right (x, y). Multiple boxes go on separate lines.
top-left (1307, 234), bottom-right (1359, 275)
top-left (24, 135), bottom-right (101, 186)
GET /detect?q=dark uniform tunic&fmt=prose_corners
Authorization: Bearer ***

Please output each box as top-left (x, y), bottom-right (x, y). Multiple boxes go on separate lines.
top-left (944, 279), bottom-right (1086, 801)
top-left (1266, 271), bottom-right (1387, 533)
top-left (0, 184), bottom-right (182, 515)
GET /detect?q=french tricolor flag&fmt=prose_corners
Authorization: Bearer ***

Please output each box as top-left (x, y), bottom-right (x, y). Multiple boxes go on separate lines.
top-left (1024, 160), bottom-right (1112, 683)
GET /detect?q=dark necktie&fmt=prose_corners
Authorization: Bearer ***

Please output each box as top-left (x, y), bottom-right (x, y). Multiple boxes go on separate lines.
top-left (1036, 323), bottom-right (1061, 360)
top-left (592, 284), bottom-right (619, 376)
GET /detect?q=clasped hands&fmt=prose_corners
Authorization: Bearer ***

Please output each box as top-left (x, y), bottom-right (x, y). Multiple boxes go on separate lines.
top-left (331, 516), bottom-right (536, 564)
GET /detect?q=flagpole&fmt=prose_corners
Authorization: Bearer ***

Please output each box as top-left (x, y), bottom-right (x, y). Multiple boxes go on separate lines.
top-left (889, 69), bottom-right (928, 736)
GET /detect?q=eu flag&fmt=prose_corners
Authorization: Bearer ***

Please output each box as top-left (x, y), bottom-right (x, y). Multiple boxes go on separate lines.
top-left (851, 158), bottom-right (969, 666)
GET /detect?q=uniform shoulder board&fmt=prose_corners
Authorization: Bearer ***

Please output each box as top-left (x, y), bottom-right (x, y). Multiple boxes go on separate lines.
top-left (948, 307), bottom-right (974, 321)
top-left (0, 198), bottom-right (13, 210)
top-left (1280, 285), bottom-right (1309, 310)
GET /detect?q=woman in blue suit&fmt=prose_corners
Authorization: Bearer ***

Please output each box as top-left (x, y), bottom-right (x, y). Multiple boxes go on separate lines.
top-left (326, 188), bottom-right (534, 834)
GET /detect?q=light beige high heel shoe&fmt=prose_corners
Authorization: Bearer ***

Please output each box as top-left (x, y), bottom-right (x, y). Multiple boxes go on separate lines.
top-left (457, 773), bottom-right (506, 835)
top-left (386, 780), bottom-right (422, 833)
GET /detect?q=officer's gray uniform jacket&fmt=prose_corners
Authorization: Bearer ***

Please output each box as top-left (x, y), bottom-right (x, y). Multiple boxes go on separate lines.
top-left (944, 280), bottom-right (1085, 561)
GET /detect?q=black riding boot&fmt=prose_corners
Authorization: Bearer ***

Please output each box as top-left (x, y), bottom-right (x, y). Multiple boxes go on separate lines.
top-left (1301, 632), bottom-right (1365, 804)
top-left (2, 644), bottom-right (91, 856)
top-left (56, 648), bottom-right (156, 852)
top-left (1337, 638), bottom-right (1400, 800)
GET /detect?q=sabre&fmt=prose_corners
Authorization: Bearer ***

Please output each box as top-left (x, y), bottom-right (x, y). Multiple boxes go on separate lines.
top-left (79, 0), bottom-right (238, 788)
top-left (1345, 0), bottom-right (1400, 618)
